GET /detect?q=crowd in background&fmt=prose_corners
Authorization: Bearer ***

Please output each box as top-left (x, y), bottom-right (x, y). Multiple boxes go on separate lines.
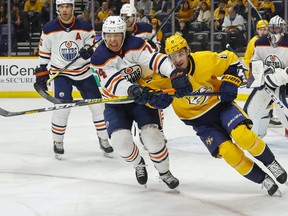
top-left (0, 0), bottom-right (286, 55)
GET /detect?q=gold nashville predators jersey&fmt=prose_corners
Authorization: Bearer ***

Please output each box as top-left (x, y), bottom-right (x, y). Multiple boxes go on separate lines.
top-left (172, 50), bottom-right (239, 120)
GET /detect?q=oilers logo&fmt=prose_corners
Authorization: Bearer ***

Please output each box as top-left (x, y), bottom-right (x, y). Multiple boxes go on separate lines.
top-left (120, 65), bottom-right (142, 83)
top-left (264, 54), bottom-right (283, 69)
top-left (186, 86), bottom-right (212, 105)
top-left (59, 41), bottom-right (79, 61)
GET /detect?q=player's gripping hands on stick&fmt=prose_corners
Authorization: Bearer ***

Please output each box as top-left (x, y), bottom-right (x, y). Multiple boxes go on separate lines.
top-left (264, 65), bottom-right (288, 90)
top-left (34, 65), bottom-right (49, 91)
top-left (128, 85), bottom-right (173, 109)
top-left (170, 68), bottom-right (192, 98)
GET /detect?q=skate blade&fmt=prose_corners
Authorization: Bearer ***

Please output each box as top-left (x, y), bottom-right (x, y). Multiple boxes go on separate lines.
top-left (272, 189), bottom-right (282, 197)
top-left (143, 183), bottom-right (147, 189)
top-left (55, 154), bottom-right (63, 160)
top-left (284, 181), bottom-right (288, 187)
top-left (103, 152), bottom-right (113, 158)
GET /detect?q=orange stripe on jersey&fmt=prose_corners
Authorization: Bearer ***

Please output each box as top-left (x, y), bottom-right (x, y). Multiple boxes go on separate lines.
top-left (153, 54), bottom-right (164, 72)
top-left (107, 74), bottom-right (123, 92)
top-left (125, 43), bottom-right (145, 56)
top-left (91, 55), bottom-right (119, 67)
top-left (95, 123), bottom-right (106, 128)
top-left (149, 147), bottom-right (168, 160)
top-left (39, 51), bottom-right (51, 56)
top-left (50, 65), bottom-right (89, 73)
top-left (102, 88), bottom-right (116, 97)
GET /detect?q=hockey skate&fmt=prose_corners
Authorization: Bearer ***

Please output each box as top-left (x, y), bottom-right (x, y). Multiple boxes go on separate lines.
top-left (98, 137), bottom-right (114, 158)
top-left (134, 157), bottom-right (148, 187)
top-left (159, 171), bottom-right (179, 189)
top-left (262, 174), bottom-right (282, 197)
top-left (267, 160), bottom-right (287, 184)
top-left (53, 141), bottom-right (64, 160)
top-left (268, 117), bottom-right (282, 128)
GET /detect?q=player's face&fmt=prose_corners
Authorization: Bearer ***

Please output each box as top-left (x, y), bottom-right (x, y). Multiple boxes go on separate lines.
top-left (257, 27), bottom-right (268, 37)
top-left (121, 14), bottom-right (135, 30)
top-left (58, 4), bottom-right (73, 22)
top-left (104, 33), bottom-right (124, 52)
top-left (169, 48), bottom-right (189, 70)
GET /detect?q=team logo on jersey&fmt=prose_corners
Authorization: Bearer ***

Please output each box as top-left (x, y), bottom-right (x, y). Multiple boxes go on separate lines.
top-left (186, 86), bottom-right (212, 105)
top-left (59, 41), bottom-right (79, 61)
top-left (205, 136), bottom-right (213, 147)
top-left (120, 65), bottom-right (142, 83)
top-left (264, 55), bottom-right (283, 68)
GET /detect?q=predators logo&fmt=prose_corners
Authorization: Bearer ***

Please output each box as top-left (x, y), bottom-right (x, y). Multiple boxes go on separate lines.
top-left (186, 86), bottom-right (212, 105)
top-left (205, 136), bottom-right (214, 147)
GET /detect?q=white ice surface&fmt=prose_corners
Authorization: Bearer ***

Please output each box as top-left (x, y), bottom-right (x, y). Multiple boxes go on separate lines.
top-left (0, 99), bottom-right (288, 216)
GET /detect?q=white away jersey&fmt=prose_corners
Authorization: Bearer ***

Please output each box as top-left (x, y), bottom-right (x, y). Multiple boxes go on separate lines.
top-left (39, 17), bottom-right (96, 80)
top-left (90, 35), bottom-right (174, 102)
top-left (252, 33), bottom-right (288, 69)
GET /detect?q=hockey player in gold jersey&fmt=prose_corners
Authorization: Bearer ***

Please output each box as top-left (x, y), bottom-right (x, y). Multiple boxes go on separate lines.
top-left (131, 33), bottom-right (288, 196)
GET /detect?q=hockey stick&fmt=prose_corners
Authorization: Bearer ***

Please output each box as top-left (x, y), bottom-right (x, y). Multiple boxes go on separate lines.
top-left (46, 38), bottom-right (103, 85)
top-left (34, 82), bottom-right (220, 104)
top-left (150, 0), bottom-right (183, 42)
top-left (0, 89), bottom-right (220, 117)
top-left (246, 0), bottom-right (267, 27)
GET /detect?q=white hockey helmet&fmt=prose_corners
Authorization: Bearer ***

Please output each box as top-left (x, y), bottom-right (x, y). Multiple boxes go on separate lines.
top-left (120, 4), bottom-right (137, 17)
top-left (102, 16), bottom-right (126, 51)
top-left (56, 0), bottom-right (75, 15)
top-left (268, 15), bottom-right (287, 47)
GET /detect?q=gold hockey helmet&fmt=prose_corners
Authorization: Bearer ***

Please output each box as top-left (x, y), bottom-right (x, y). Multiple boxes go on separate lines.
top-left (256, 20), bottom-right (268, 29)
top-left (165, 33), bottom-right (188, 55)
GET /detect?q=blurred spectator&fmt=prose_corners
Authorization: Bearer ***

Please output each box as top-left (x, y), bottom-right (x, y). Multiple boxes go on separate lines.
top-left (152, 0), bottom-right (165, 14)
top-left (196, 1), bottom-right (211, 22)
top-left (214, 0), bottom-right (228, 20)
top-left (178, 0), bottom-right (194, 22)
top-left (85, 0), bottom-right (100, 12)
top-left (97, 1), bottom-right (110, 22)
top-left (148, 9), bottom-right (156, 21)
top-left (258, 0), bottom-right (275, 21)
top-left (78, 10), bottom-right (92, 22)
top-left (176, 18), bottom-right (189, 42)
top-left (136, 0), bottom-right (152, 16)
top-left (227, 0), bottom-right (237, 7)
top-left (137, 9), bottom-right (149, 23)
top-left (214, 9), bottom-right (225, 31)
top-left (0, 3), bottom-right (7, 24)
top-left (222, 6), bottom-right (246, 51)
top-left (151, 18), bottom-right (164, 52)
top-left (24, 0), bottom-right (42, 33)
top-left (39, 0), bottom-right (50, 25)
top-left (94, 16), bottom-right (102, 35)
top-left (12, 3), bottom-right (29, 42)
top-left (234, 0), bottom-right (247, 20)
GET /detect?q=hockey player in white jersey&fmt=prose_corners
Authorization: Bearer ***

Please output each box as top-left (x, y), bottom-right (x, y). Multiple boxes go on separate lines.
top-left (91, 16), bottom-right (179, 189)
top-left (120, 3), bottom-right (166, 145)
top-left (244, 15), bottom-right (288, 138)
top-left (34, 0), bottom-right (113, 159)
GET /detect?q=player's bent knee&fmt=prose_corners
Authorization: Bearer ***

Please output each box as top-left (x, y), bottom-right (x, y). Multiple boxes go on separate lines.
top-left (231, 124), bottom-right (265, 155)
top-left (141, 124), bottom-right (165, 152)
top-left (111, 129), bottom-right (134, 154)
top-left (219, 140), bottom-right (253, 175)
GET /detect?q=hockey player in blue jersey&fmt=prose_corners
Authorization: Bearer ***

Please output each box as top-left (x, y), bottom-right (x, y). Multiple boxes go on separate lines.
top-left (34, 0), bottom-right (113, 159)
top-left (91, 16), bottom-right (179, 189)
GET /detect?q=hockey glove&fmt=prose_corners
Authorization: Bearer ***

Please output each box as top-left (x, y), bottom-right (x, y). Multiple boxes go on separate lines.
top-left (149, 93), bottom-right (173, 109)
top-left (170, 68), bottom-right (192, 98)
top-left (128, 85), bottom-right (152, 105)
top-left (34, 65), bottom-right (49, 91)
top-left (220, 74), bottom-right (242, 102)
top-left (79, 47), bottom-right (94, 60)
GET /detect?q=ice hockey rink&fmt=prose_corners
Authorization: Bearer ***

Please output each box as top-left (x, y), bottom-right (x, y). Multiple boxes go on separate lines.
top-left (0, 98), bottom-right (288, 216)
